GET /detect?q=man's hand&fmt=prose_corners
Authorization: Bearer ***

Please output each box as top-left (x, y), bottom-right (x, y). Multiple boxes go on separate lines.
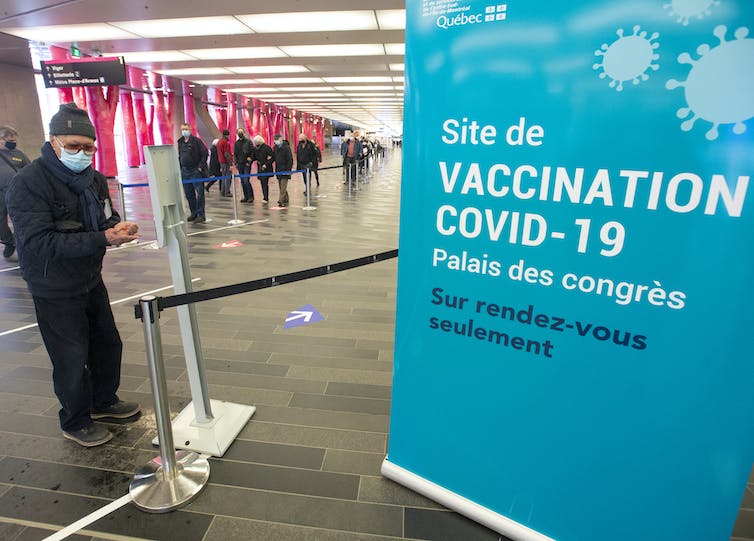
top-left (106, 222), bottom-right (141, 246)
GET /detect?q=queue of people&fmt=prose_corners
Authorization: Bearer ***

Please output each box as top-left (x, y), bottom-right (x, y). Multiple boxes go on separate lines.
top-left (178, 126), bottom-right (324, 212)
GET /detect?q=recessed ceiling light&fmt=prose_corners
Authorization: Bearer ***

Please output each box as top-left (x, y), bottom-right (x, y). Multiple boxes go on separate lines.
top-left (227, 65), bottom-right (309, 74)
top-left (376, 10), bottom-right (406, 30)
top-left (112, 50), bottom-right (196, 62)
top-left (2, 23), bottom-right (137, 42)
top-left (342, 93), bottom-right (396, 97)
top-left (334, 85), bottom-right (395, 91)
top-left (224, 87), bottom-right (281, 93)
top-left (280, 44), bottom-right (385, 57)
top-left (183, 47), bottom-right (285, 60)
top-left (112, 16), bottom-right (252, 38)
top-left (323, 76), bottom-right (393, 83)
top-left (393, 76), bottom-right (405, 83)
top-left (389, 63), bottom-right (405, 71)
top-left (154, 68), bottom-right (229, 75)
top-left (384, 43), bottom-right (406, 55)
top-left (158, 67), bottom-right (231, 75)
top-left (189, 79), bottom-right (260, 86)
top-left (282, 86), bottom-right (336, 92)
top-left (237, 11), bottom-right (377, 32)
top-left (254, 77), bottom-right (324, 84)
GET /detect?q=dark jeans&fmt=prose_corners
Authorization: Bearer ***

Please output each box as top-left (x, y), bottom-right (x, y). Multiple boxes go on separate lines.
top-left (220, 164), bottom-right (231, 195)
top-left (238, 163), bottom-right (254, 200)
top-left (0, 189), bottom-right (13, 247)
top-left (259, 177), bottom-right (270, 201)
top-left (181, 166), bottom-right (205, 218)
top-left (344, 156), bottom-right (357, 183)
top-left (33, 280), bottom-right (122, 431)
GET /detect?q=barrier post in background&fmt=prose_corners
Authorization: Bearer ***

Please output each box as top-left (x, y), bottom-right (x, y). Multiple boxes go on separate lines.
top-left (117, 180), bottom-right (127, 222)
top-left (130, 295), bottom-right (210, 513)
top-left (144, 145), bottom-right (255, 456)
top-left (302, 168), bottom-right (316, 211)
top-left (228, 172), bottom-right (244, 225)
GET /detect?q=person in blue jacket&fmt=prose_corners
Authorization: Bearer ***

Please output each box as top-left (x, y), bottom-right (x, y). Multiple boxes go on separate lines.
top-left (5, 103), bottom-right (141, 447)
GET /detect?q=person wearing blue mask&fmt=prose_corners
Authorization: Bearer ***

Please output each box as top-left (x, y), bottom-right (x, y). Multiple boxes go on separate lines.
top-left (0, 126), bottom-right (30, 260)
top-left (5, 103), bottom-right (142, 448)
top-left (177, 123), bottom-right (209, 223)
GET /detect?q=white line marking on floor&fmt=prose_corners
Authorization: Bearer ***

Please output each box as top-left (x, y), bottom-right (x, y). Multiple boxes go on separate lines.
top-left (41, 493), bottom-right (133, 541)
top-left (187, 218), bottom-right (268, 236)
top-left (0, 265), bottom-right (20, 273)
top-left (0, 278), bottom-right (201, 338)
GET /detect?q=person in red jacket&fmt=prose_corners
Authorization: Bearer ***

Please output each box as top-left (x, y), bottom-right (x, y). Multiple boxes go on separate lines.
top-left (217, 129), bottom-right (233, 197)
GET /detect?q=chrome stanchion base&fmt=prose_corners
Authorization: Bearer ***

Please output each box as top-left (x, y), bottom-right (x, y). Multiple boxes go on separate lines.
top-left (302, 205), bottom-right (317, 210)
top-left (130, 450), bottom-right (210, 513)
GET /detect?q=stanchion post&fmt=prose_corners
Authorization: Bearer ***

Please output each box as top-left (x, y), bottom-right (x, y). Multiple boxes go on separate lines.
top-left (302, 168), bottom-right (316, 210)
top-left (130, 295), bottom-right (210, 513)
top-left (117, 182), bottom-right (127, 222)
top-left (228, 173), bottom-right (244, 225)
top-left (355, 159), bottom-right (360, 192)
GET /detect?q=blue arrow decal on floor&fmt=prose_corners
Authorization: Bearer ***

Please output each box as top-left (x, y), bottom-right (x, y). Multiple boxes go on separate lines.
top-left (284, 304), bottom-right (325, 329)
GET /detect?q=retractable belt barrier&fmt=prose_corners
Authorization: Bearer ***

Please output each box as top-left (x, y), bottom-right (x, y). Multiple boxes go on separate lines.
top-left (134, 248), bottom-right (398, 320)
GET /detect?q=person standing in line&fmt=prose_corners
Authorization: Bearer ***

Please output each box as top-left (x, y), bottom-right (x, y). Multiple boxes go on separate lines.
top-left (340, 133), bottom-right (362, 184)
top-left (235, 128), bottom-right (254, 203)
top-left (295, 133), bottom-right (317, 195)
top-left (217, 129), bottom-right (233, 197)
top-left (273, 134), bottom-right (292, 207)
top-left (253, 135), bottom-right (274, 204)
top-left (204, 138), bottom-right (221, 192)
top-left (5, 103), bottom-right (141, 447)
top-left (0, 126), bottom-right (30, 260)
top-left (310, 136), bottom-right (322, 187)
top-left (177, 123), bottom-right (209, 223)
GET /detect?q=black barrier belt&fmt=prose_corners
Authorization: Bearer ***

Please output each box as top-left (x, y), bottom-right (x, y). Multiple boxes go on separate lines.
top-left (134, 249), bottom-right (398, 320)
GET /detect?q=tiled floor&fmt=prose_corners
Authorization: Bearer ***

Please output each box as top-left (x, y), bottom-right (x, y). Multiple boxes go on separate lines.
top-left (0, 149), bottom-right (751, 541)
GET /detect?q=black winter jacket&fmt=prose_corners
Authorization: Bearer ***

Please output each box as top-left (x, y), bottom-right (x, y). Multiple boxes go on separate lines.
top-left (234, 137), bottom-right (253, 167)
top-left (254, 144), bottom-right (275, 176)
top-left (5, 160), bottom-right (120, 298)
top-left (273, 141), bottom-right (293, 180)
top-left (295, 140), bottom-right (317, 169)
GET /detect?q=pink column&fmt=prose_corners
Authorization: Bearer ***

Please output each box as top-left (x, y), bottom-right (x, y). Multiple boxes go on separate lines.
top-left (49, 46), bottom-right (74, 103)
top-left (119, 85), bottom-right (139, 167)
top-left (128, 66), bottom-right (151, 164)
top-left (85, 85), bottom-right (119, 177)
top-left (150, 73), bottom-right (172, 144)
top-left (182, 79), bottom-right (196, 132)
top-left (242, 97), bottom-right (253, 134)
top-left (227, 92), bottom-right (237, 137)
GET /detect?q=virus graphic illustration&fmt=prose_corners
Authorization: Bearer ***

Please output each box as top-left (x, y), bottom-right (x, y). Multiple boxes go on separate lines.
top-left (666, 25), bottom-right (754, 140)
top-left (593, 26), bottom-right (660, 91)
top-left (664, 0), bottom-right (720, 26)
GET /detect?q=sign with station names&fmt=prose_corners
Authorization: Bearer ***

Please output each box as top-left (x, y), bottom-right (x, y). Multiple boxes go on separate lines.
top-left (41, 56), bottom-right (127, 88)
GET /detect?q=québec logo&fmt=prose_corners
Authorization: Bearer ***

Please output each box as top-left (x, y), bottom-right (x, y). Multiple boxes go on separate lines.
top-left (436, 4), bottom-right (508, 29)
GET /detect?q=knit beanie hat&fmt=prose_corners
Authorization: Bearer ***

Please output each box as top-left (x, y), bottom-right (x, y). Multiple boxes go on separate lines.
top-left (49, 102), bottom-right (96, 140)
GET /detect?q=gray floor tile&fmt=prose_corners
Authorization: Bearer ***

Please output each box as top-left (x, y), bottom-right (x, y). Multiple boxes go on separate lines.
top-left (209, 459), bottom-right (359, 499)
top-left (203, 515), bottom-right (415, 541)
top-left (290, 393), bottom-right (391, 416)
top-left (404, 508), bottom-right (506, 541)
top-left (238, 421), bottom-right (387, 453)
top-left (253, 405), bottom-right (390, 433)
top-left (287, 366), bottom-right (393, 386)
top-left (358, 477), bottom-right (444, 510)
top-left (221, 439), bottom-right (325, 469)
top-left (186, 484), bottom-right (403, 537)
top-left (323, 449), bottom-right (385, 476)
top-left (327, 382), bottom-right (393, 399)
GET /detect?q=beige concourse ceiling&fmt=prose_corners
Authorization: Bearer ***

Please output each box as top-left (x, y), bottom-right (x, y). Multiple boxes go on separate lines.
top-left (0, 0), bottom-right (406, 133)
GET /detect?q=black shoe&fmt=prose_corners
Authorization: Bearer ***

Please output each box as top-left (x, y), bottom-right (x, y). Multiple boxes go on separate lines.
top-left (187, 214), bottom-right (197, 222)
top-left (303, 191), bottom-right (307, 196)
top-left (194, 216), bottom-right (206, 224)
top-left (262, 199), bottom-right (269, 203)
top-left (244, 199), bottom-right (254, 204)
top-left (3, 244), bottom-right (15, 258)
top-left (204, 186), bottom-right (211, 192)
top-left (63, 424), bottom-right (112, 447)
top-left (240, 198), bottom-right (249, 202)
top-left (91, 400), bottom-right (141, 420)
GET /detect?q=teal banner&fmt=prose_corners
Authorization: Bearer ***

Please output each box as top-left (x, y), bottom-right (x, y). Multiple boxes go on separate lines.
top-left (385, 1), bottom-right (754, 540)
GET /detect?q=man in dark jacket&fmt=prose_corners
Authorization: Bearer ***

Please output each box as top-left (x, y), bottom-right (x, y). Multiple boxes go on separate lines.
top-left (252, 135), bottom-right (274, 204)
top-left (5, 103), bottom-right (141, 447)
top-left (273, 134), bottom-right (293, 207)
top-left (340, 133), bottom-right (362, 184)
top-left (295, 133), bottom-right (317, 194)
top-left (234, 128), bottom-right (254, 203)
top-left (177, 123), bottom-right (209, 223)
top-left (0, 126), bottom-right (31, 259)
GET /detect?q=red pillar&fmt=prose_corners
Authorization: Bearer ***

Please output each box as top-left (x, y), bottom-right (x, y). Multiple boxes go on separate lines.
top-left (182, 80), bottom-right (196, 132)
top-left (227, 92), bottom-right (237, 137)
top-left (242, 97), bottom-right (253, 135)
top-left (119, 85), bottom-right (139, 167)
top-left (128, 66), bottom-right (151, 164)
top-left (85, 85), bottom-right (119, 177)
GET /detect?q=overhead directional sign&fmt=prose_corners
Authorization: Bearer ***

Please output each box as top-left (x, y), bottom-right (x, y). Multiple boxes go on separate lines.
top-left (284, 304), bottom-right (325, 329)
top-left (41, 56), bottom-right (127, 88)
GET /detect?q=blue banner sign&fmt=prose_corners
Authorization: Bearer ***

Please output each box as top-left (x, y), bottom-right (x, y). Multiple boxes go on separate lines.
top-left (383, 2), bottom-right (754, 540)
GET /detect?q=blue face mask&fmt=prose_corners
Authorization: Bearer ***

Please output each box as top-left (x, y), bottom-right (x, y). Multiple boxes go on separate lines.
top-left (182, 130), bottom-right (190, 138)
top-left (4, 141), bottom-right (16, 150)
top-left (59, 148), bottom-right (93, 173)
top-left (275, 140), bottom-right (282, 146)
